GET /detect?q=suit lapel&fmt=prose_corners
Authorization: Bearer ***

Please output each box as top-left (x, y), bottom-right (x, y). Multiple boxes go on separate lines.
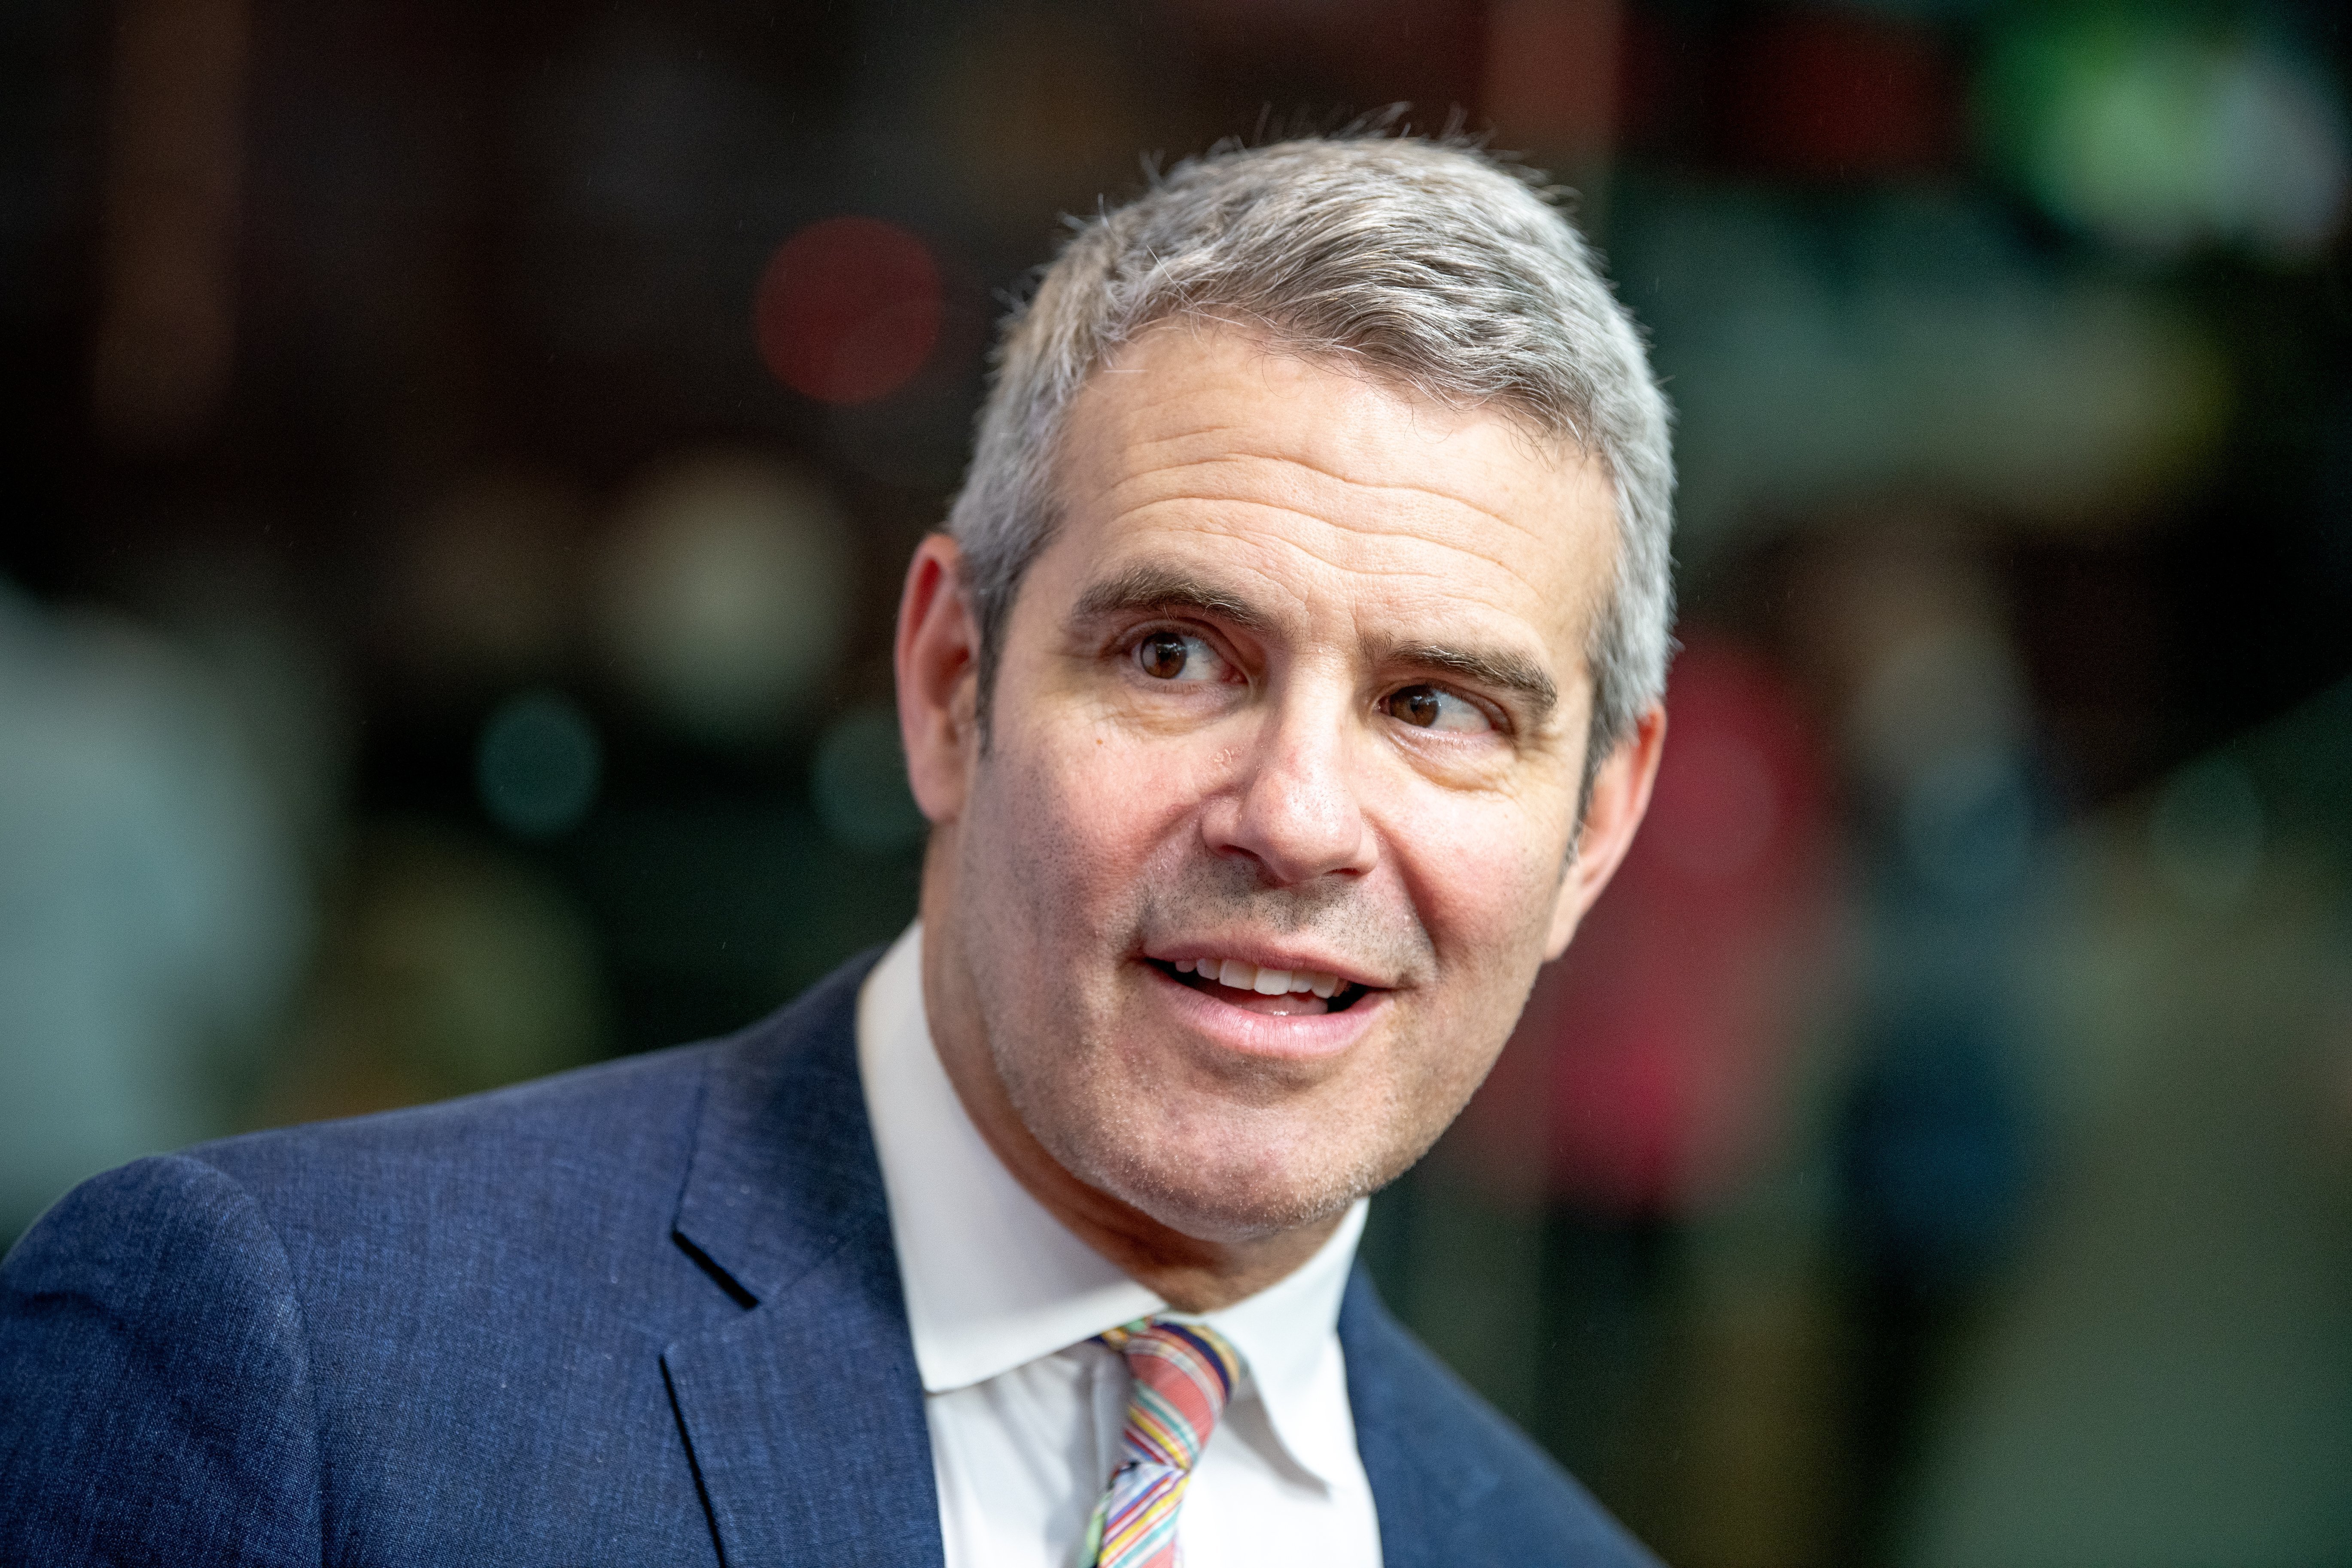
top-left (1339, 1265), bottom-right (1498, 1568)
top-left (660, 955), bottom-right (947, 1567)
top-left (656, 960), bottom-right (1517, 1568)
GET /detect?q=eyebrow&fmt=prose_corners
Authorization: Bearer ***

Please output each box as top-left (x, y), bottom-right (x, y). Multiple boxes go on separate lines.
top-left (1071, 562), bottom-right (1561, 725)
top-left (1069, 564), bottom-right (1277, 638)
top-left (1381, 641), bottom-right (1560, 723)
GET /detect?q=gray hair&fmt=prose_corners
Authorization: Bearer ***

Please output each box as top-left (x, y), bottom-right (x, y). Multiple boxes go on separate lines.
top-left (946, 132), bottom-right (1675, 765)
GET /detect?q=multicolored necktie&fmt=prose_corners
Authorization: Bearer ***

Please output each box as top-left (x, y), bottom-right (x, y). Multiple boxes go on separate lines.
top-left (1083, 1318), bottom-right (1242, 1568)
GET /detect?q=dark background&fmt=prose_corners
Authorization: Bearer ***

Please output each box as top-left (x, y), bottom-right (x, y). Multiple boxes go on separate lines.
top-left (6, 2), bottom-right (2350, 1563)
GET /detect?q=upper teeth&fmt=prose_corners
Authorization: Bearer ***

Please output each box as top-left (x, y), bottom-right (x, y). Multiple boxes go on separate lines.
top-left (1173, 957), bottom-right (1344, 999)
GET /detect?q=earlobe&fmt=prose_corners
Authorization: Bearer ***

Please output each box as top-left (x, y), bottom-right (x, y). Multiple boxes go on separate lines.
top-left (895, 534), bottom-right (980, 825)
top-left (1542, 703), bottom-right (1667, 959)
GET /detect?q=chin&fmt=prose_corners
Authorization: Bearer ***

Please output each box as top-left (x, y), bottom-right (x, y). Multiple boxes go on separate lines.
top-left (1072, 1116), bottom-right (1401, 1244)
top-left (1123, 1178), bottom-right (1354, 1247)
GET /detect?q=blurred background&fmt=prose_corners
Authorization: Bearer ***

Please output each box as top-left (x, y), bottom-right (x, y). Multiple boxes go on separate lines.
top-left (4, 0), bottom-right (2350, 1562)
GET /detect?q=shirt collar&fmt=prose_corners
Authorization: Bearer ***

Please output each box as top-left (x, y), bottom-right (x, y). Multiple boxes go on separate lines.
top-left (857, 923), bottom-right (1367, 1484)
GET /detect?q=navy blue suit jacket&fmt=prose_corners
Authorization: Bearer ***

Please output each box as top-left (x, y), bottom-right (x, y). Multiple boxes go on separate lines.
top-left (2, 954), bottom-right (1654, 1565)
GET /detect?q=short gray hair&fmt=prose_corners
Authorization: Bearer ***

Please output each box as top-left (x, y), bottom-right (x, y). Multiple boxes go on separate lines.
top-left (946, 131), bottom-right (1675, 763)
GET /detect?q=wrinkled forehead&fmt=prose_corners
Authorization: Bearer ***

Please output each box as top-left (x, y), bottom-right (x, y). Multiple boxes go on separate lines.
top-left (1045, 320), bottom-right (1619, 660)
top-left (1059, 311), bottom-right (1598, 479)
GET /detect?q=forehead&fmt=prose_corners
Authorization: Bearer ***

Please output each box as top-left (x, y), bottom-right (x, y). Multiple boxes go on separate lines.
top-left (1045, 321), bottom-right (1617, 663)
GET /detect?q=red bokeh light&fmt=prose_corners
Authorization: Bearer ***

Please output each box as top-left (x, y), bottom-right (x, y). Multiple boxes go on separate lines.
top-left (1724, 9), bottom-right (1955, 179)
top-left (1447, 634), bottom-right (1841, 1215)
top-left (754, 216), bottom-right (943, 405)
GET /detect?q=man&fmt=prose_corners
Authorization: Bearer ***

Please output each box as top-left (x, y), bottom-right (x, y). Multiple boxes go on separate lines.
top-left (1, 134), bottom-right (1673, 1565)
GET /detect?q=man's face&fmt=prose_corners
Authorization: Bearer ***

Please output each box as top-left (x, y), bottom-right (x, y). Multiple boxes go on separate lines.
top-left (913, 322), bottom-right (1649, 1243)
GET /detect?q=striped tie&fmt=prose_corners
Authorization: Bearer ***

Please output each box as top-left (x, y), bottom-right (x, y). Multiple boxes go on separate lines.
top-left (1083, 1318), bottom-right (1241, 1568)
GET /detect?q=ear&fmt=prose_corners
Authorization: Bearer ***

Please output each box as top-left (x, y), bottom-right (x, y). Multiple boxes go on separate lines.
top-left (1543, 702), bottom-right (1667, 959)
top-left (895, 533), bottom-right (981, 825)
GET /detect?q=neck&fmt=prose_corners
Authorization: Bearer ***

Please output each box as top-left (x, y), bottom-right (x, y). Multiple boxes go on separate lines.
top-left (949, 1078), bottom-right (1341, 1312)
top-left (916, 895), bottom-right (1340, 1314)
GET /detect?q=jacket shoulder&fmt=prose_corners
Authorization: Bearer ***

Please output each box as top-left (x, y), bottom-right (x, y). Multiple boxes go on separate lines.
top-left (0, 961), bottom-right (882, 1566)
top-left (1, 1153), bottom-right (325, 1562)
top-left (1341, 1268), bottom-right (1660, 1568)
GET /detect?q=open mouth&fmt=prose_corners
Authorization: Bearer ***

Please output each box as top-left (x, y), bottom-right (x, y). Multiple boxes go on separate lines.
top-left (1149, 956), bottom-right (1376, 1017)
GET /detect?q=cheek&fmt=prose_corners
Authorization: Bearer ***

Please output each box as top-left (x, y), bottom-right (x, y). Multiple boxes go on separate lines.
top-left (1387, 789), bottom-right (1574, 968)
top-left (974, 710), bottom-right (1209, 934)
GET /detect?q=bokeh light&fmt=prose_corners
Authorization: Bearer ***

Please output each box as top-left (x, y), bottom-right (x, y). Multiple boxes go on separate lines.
top-left (265, 825), bottom-right (609, 1124)
top-left (476, 689), bottom-right (602, 839)
top-left (2148, 754), bottom-right (2265, 911)
top-left (1980, 13), bottom-right (2351, 261)
top-left (381, 469), bottom-right (586, 695)
top-left (596, 452), bottom-right (852, 746)
top-left (811, 703), bottom-right (928, 854)
top-left (754, 216), bottom-right (943, 404)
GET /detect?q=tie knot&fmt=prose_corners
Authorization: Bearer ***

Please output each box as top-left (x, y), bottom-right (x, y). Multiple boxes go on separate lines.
top-left (1086, 1320), bottom-right (1241, 1566)
top-left (1098, 1318), bottom-right (1241, 1469)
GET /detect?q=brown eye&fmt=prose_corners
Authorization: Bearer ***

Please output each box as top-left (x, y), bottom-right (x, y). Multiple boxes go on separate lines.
top-left (1137, 631), bottom-right (1190, 680)
top-left (1387, 686), bottom-right (1442, 727)
top-left (1382, 684), bottom-right (1493, 733)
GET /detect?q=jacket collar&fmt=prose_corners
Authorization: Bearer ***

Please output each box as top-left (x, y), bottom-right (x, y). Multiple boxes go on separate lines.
top-left (657, 949), bottom-right (1504, 1568)
top-left (660, 950), bottom-right (947, 1567)
top-left (1339, 1264), bottom-right (1500, 1568)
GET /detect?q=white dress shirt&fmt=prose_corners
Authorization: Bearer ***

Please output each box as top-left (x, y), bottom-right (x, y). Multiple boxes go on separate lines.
top-left (857, 925), bottom-right (1384, 1568)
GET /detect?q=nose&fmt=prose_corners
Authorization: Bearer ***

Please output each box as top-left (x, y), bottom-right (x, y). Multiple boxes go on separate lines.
top-left (1201, 693), bottom-right (1377, 885)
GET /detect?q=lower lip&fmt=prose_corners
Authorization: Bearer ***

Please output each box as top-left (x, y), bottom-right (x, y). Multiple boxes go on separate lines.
top-left (1140, 962), bottom-right (1389, 1062)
